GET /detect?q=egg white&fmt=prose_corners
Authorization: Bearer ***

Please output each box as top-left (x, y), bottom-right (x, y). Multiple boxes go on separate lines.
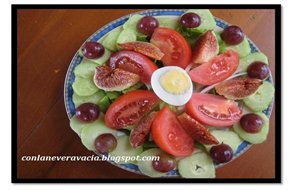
top-left (151, 66), bottom-right (193, 106)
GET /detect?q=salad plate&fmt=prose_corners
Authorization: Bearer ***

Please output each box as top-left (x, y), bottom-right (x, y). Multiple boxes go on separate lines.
top-left (64, 9), bottom-right (274, 178)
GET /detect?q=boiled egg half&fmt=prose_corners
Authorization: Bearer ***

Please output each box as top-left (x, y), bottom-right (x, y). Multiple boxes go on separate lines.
top-left (151, 66), bottom-right (193, 106)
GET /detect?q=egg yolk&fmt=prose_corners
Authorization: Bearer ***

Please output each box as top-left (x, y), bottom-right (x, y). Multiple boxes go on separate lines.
top-left (159, 70), bottom-right (190, 94)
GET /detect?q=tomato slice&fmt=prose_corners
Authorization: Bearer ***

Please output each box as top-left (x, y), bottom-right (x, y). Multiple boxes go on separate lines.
top-left (118, 42), bottom-right (164, 60)
top-left (107, 50), bottom-right (158, 85)
top-left (151, 107), bottom-right (194, 157)
top-left (150, 27), bottom-right (192, 69)
top-left (189, 50), bottom-right (239, 85)
top-left (105, 90), bottom-right (160, 129)
top-left (186, 93), bottom-right (242, 127)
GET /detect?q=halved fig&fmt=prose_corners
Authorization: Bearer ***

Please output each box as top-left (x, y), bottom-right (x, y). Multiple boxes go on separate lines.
top-left (178, 113), bottom-right (219, 145)
top-left (192, 30), bottom-right (219, 64)
top-left (215, 76), bottom-right (262, 100)
top-left (118, 42), bottom-right (164, 60)
top-left (130, 112), bottom-right (157, 148)
top-left (93, 65), bottom-right (140, 91)
top-left (107, 50), bottom-right (158, 85)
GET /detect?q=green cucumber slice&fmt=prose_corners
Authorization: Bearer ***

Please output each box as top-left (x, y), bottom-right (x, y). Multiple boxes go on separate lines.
top-left (70, 116), bottom-right (86, 136)
top-left (204, 130), bottom-right (243, 153)
top-left (123, 14), bottom-right (143, 30)
top-left (156, 16), bottom-right (179, 29)
top-left (116, 29), bottom-right (137, 47)
top-left (73, 90), bottom-right (105, 108)
top-left (98, 96), bottom-right (111, 113)
top-left (72, 76), bottom-right (99, 96)
top-left (243, 81), bottom-right (275, 112)
top-left (178, 152), bottom-right (215, 178)
top-left (102, 29), bottom-right (121, 52)
top-left (137, 148), bottom-right (166, 177)
top-left (110, 135), bottom-right (143, 164)
top-left (74, 59), bottom-right (97, 79)
top-left (220, 37), bottom-right (251, 58)
top-left (233, 112), bottom-right (269, 144)
top-left (238, 52), bottom-right (269, 72)
top-left (105, 91), bottom-right (122, 101)
top-left (185, 9), bottom-right (216, 34)
top-left (123, 14), bottom-right (147, 38)
top-left (88, 48), bottom-right (111, 65)
top-left (80, 118), bottom-right (117, 151)
top-left (214, 31), bottom-right (222, 45)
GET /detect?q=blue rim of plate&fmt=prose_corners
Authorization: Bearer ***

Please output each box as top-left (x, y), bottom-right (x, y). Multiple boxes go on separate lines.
top-left (64, 9), bottom-right (274, 177)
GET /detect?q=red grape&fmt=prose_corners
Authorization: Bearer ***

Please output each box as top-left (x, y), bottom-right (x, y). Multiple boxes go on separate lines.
top-left (75, 103), bottom-right (99, 122)
top-left (95, 133), bottom-right (117, 154)
top-left (240, 113), bottom-right (264, 133)
top-left (82, 41), bottom-right (105, 59)
top-left (152, 153), bottom-right (176, 173)
top-left (180, 12), bottom-right (201, 28)
top-left (210, 144), bottom-right (233, 163)
top-left (221, 25), bottom-right (244, 45)
top-left (137, 16), bottom-right (159, 36)
top-left (247, 61), bottom-right (270, 79)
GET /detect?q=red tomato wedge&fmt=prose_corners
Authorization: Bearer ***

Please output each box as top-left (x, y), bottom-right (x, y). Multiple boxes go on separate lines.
top-left (186, 93), bottom-right (242, 127)
top-left (105, 90), bottom-right (160, 129)
top-left (150, 27), bottom-right (192, 69)
top-left (151, 107), bottom-right (194, 157)
top-left (107, 50), bottom-right (158, 85)
top-left (189, 50), bottom-right (239, 85)
top-left (118, 42), bottom-right (164, 60)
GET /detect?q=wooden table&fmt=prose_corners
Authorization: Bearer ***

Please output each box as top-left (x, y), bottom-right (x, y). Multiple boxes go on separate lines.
top-left (17, 9), bottom-right (276, 179)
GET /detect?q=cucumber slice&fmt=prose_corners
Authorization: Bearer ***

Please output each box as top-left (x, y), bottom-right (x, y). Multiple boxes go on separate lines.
top-left (137, 148), bottom-right (166, 177)
top-left (80, 118), bottom-right (117, 151)
top-left (178, 152), bottom-right (215, 178)
top-left (72, 76), bottom-right (99, 96)
top-left (70, 116), bottom-right (86, 136)
top-left (185, 9), bottom-right (216, 34)
top-left (214, 31), bottom-right (222, 45)
top-left (123, 14), bottom-right (147, 38)
top-left (233, 112), bottom-right (269, 144)
top-left (243, 81), bottom-right (275, 112)
top-left (238, 52), bottom-right (269, 72)
top-left (74, 59), bottom-right (97, 79)
top-left (102, 29), bottom-right (121, 52)
top-left (116, 29), bottom-right (137, 47)
top-left (123, 14), bottom-right (143, 30)
top-left (204, 130), bottom-right (243, 153)
top-left (220, 37), bottom-right (251, 58)
top-left (98, 96), bottom-right (111, 113)
top-left (105, 91), bottom-right (122, 101)
top-left (73, 90), bottom-right (105, 108)
top-left (88, 48), bottom-right (111, 65)
top-left (156, 16), bottom-right (179, 29)
top-left (110, 135), bottom-right (143, 164)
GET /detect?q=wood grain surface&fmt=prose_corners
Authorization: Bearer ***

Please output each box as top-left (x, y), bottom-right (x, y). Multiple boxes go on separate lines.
top-left (17, 9), bottom-right (276, 179)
